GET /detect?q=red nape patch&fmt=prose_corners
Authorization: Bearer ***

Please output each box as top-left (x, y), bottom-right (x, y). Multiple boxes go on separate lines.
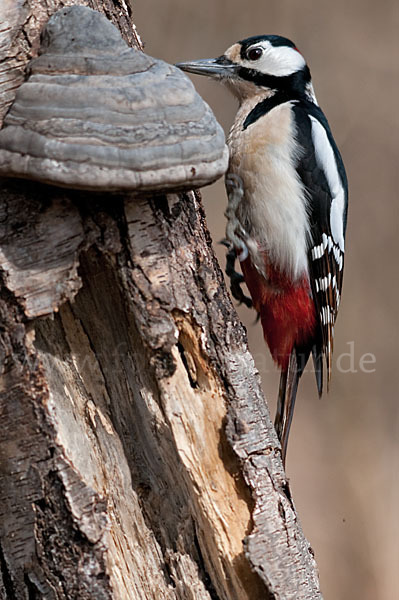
top-left (241, 257), bottom-right (316, 371)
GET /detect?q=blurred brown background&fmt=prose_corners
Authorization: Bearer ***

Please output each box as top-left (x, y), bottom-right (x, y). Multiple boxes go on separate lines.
top-left (134, 1), bottom-right (399, 598)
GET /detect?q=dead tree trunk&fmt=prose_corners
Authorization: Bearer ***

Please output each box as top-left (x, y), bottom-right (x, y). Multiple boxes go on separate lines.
top-left (0, 1), bottom-right (322, 598)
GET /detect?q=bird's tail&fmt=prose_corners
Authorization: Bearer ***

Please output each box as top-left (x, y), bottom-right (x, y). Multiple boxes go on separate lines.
top-left (275, 343), bottom-right (323, 465)
top-left (274, 351), bottom-right (300, 465)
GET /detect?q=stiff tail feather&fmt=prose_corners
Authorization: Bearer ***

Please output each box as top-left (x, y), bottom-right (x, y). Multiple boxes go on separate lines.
top-left (312, 344), bottom-right (323, 398)
top-left (274, 351), bottom-right (300, 465)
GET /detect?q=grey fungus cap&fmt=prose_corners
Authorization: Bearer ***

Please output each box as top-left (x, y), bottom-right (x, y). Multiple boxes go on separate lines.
top-left (0, 6), bottom-right (228, 193)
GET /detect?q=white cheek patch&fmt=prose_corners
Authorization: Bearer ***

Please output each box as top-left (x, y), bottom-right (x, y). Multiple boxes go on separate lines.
top-left (244, 41), bottom-right (306, 77)
top-left (309, 116), bottom-right (346, 252)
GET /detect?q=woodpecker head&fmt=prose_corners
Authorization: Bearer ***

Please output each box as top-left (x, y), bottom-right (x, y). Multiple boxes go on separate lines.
top-left (176, 35), bottom-right (315, 103)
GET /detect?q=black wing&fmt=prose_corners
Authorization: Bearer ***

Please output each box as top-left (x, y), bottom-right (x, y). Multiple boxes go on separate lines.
top-left (293, 100), bottom-right (348, 387)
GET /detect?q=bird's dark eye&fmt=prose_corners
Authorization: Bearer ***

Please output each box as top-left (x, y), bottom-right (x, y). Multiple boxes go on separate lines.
top-left (247, 47), bottom-right (263, 61)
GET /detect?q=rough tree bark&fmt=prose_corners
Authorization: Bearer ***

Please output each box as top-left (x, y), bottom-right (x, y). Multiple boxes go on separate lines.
top-left (0, 1), bottom-right (323, 599)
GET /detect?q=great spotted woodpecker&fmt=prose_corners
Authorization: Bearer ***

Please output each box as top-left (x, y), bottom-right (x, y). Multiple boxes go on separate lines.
top-left (177, 35), bottom-right (348, 464)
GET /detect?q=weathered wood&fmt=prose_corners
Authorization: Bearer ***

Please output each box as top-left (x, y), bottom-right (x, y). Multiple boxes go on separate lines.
top-left (0, 2), bottom-right (323, 599)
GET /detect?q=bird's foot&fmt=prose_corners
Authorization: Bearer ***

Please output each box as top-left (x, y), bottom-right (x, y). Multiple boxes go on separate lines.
top-left (220, 239), bottom-right (253, 308)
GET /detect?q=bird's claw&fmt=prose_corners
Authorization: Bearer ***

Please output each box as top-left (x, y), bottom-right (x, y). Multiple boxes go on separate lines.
top-left (225, 245), bottom-right (253, 308)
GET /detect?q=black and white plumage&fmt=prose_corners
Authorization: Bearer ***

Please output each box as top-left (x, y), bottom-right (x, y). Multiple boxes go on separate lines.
top-left (177, 34), bottom-right (348, 463)
top-left (294, 99), bottom-right (348, 383)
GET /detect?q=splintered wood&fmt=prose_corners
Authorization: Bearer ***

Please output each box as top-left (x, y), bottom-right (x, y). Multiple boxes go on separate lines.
top-left (0, 184), bottom-right (321, 599)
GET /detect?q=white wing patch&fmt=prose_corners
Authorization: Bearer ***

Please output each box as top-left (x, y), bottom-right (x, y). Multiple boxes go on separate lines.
top-left (309, 116), bottom-right (345, 252)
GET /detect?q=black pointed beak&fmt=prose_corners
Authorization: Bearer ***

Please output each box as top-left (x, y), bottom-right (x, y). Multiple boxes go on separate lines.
top-left (175, 56), bottom-right (237, 78)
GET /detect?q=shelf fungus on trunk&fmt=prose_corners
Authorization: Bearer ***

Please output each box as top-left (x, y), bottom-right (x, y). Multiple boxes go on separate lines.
top-left (0, 6), bottom-right (228, 193)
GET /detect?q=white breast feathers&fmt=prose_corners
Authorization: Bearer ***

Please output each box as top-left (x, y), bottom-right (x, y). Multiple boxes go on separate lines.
top-left (227, 100), bottom-right (309, 281)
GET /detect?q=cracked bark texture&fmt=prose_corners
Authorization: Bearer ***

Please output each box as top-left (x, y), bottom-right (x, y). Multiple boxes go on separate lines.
top-left (0, 1), bottom-right (322, 599)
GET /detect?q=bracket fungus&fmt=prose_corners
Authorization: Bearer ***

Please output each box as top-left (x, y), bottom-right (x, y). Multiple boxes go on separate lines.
top-left (0, 6), bottom-right (228, 193)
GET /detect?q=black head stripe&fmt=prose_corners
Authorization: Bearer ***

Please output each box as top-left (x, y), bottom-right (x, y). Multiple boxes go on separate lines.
top-left (265, 35), bottom-right (297, 48)
top-left (239, 34), bottom-right (297, 59)
top-left (239, 66), bottom-right (312, 130)
top-left (238, 65), bottom-right (311, 90)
